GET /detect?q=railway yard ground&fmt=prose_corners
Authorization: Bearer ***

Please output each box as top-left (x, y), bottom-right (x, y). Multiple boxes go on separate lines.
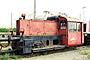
top-left (0, 45), bottom-right (90, 60)
top-left (23, 45), bottom-right (90, 60)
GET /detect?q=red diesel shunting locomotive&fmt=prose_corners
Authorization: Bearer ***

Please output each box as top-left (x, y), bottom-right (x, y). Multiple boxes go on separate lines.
top-left (0, 14), bottom-right (84, 54)
top-left (11, 14), bottom-right (84, 54)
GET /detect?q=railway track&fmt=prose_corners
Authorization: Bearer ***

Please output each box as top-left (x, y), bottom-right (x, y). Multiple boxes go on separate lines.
top-left (0, 44), bottom-right (90, 60)
top-left (0, 45), bottom-right (87, 56)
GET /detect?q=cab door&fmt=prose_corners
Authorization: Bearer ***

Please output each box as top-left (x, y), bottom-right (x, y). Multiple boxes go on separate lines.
top-left (68, 22), bottom-right (77, 46)
top-left (59, 19), bottom-right (67, 45)
top-left (77, 23), bottom-right (82, 45)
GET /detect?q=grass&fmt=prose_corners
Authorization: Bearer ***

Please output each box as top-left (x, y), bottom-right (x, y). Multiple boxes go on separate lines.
top-left (1, 53), bottom-right (22, 60)
top-left (0, 32), bottom-right (14, 34)
top-left (25, 54), bottom-right (33, 58)
top-left (0, 32), bottom-right (11, 34)
top-left (87, 55), bottom-right (90, 59)
top-left (41, 52), bottom-right (48, 55)
top-left (11, 56), bottom-right (19, 60)
top-left (81, 51), bottom-right (89, 55)
top-left (78, 46), bottom-right (90, 55)
top-left (2, 53), bottom-right (10, 60)
top-left (79, 47), bottom-right (89, 50)
top-left (81, 51), bottom-right (90, 55)
top-left (73, 46), bottom-right (90, 52)
top-left (11, 55), bottom-right (22, 60)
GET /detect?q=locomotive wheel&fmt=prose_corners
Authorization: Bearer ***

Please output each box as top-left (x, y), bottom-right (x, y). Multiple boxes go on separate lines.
top-left (11, 41), bottom-right (17, 49)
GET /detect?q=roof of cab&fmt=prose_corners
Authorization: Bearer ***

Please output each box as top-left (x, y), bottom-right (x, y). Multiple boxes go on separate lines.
top-left (59, 15), bottom-right (84, 22)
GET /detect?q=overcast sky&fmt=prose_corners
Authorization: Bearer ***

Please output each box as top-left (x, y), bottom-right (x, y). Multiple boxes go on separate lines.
top-left (0, 0), bottom-right (89, 27)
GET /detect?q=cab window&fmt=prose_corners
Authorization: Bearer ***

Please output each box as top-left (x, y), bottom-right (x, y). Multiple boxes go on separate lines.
top-left (77, 23), bottom-right (81, 32)
top-left (69, 22), bottom-right (76, 32)
top-left (60, 20), bottom-right (67, 29)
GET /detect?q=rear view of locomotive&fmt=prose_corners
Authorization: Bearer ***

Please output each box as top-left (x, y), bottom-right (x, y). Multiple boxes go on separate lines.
top-left (11, 14), bottom-right (84, 54)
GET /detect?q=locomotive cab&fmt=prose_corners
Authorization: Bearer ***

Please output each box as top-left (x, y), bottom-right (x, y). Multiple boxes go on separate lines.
top-left (59, 16), bottom-right (84, 47)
